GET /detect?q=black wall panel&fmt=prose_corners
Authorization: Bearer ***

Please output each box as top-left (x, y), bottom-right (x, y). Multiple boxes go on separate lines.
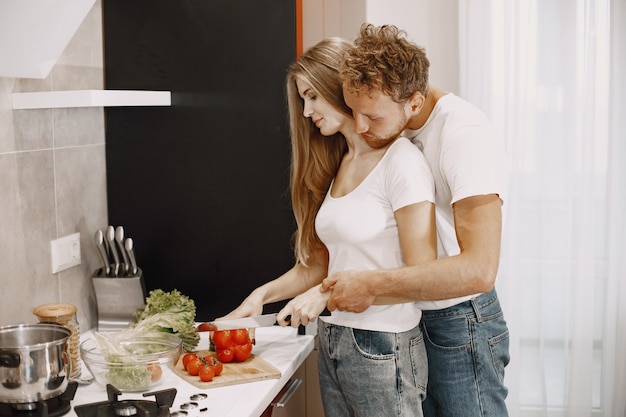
top-left (103, 1), bottom-right (297, 320)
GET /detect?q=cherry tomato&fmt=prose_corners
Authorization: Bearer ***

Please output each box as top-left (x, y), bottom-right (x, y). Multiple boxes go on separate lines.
top-left (216, 347), bottom-right (234, 363)
top-left (231, 329), bottom-right (250, 345)
top-left (185, 357), bottom-right (205, 376)
top-left (196, 322), bottom-right (218, 332)
top-left (213, 330), bottom-right (233, 349)
top-left (204, 354), bottom-right (218, 365)
top-left (180, 352), bottom-right (198, 368)
top-left (203, 354), bottom-right (223, 375)
top-left (198, 364), bottom-right (215, 382)
top-left (233, 340), bottom-right (253, 362)
top-left (210, 360), bottom-right (223, 376)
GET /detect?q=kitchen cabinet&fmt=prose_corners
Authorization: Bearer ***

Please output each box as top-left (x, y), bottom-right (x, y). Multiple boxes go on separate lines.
top-left (262, 365), bottom-right (305, 417)
top-left (103, 0), bottom-right (299, 320)
top-left (304, 341), bottom-right (325, 417)
top-left (262, 340), bottom-right (325, 417)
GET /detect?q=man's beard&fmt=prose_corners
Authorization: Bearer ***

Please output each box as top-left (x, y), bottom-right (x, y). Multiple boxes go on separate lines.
top-left (363, 112), bottom-right (408, 149)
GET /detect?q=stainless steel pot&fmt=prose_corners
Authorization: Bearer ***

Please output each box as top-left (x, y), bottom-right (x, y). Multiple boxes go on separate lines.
top-left (0, 323), bottom-right (71, 403)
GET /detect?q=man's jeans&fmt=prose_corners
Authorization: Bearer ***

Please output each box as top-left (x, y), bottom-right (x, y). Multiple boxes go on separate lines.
top-left (317, 321), bottom-right (428, 417)
top-left (421, 288), bottom-right (510, 417)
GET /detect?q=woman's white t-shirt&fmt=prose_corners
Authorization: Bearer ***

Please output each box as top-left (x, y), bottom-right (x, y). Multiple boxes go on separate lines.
top-left (316, 138), bottom-right (434, 333)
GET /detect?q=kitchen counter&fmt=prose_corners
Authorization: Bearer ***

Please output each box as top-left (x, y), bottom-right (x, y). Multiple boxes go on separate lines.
top-left (69, 327), bottom-right (315, 417)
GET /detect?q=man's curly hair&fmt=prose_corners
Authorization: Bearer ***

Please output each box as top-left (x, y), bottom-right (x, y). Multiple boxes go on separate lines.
top-left (341, 24), bottom-right (430, 103)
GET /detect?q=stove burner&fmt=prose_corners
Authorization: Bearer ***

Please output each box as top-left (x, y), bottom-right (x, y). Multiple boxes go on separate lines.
top-left (0, 382), bottom-right (78, 417)
top-left (73, 385), bottom-right (176, 417)
top-left (112, 402), bottom-right (137, 417)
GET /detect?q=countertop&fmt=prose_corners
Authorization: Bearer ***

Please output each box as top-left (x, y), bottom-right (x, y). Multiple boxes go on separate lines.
top-left (69, 327), bottom-right (315, 417)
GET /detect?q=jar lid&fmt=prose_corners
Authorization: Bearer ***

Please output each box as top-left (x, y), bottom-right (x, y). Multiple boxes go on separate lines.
top-left (33, 303), bottom-right (77, 322)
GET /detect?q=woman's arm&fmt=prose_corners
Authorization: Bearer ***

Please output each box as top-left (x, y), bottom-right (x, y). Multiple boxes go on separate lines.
top-left (218, 247), bottom-right (329, 320)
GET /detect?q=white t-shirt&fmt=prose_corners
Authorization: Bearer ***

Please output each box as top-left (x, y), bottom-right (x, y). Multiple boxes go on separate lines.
top-left (316, 138), bottom-right (435, 332)
top-left (405, 93), bottom-right (507, 310)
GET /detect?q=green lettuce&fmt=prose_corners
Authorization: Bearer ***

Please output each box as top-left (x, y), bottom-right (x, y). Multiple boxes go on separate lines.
top-left (132, 289), bottom-right (200, 352)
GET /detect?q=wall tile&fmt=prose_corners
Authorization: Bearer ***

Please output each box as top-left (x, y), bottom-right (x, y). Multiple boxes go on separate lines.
top-left (54, 107), bottom-right (105, 147)
top-left (55, 145), bottom-right (108, 328)
top-left (0, 0), bottom-right (105, 330)
top-left (0, 151), bottom-right (58, 325)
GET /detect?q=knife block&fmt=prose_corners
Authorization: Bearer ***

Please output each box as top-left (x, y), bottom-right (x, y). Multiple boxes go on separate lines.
top-left (91, 268), bottom-right (146, 332)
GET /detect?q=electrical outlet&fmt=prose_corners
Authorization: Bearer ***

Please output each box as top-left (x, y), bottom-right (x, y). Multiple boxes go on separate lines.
top-left (51, 233), bottom-right (81, 273)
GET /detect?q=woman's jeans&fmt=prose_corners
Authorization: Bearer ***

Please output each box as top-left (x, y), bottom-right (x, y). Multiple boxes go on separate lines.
top-left (420, 288), bottom-right (510, 417)
top-left (317, 321), bottom-right (427, 417)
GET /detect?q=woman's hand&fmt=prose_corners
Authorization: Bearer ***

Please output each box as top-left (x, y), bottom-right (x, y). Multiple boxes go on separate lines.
top-left (276, 284), bottom-right (330, 327)
top-left (215, 291), bottom-right (265, 343)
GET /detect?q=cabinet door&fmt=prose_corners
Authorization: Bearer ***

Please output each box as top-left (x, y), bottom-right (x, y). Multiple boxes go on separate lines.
top-left (263, 363), bottom-right (306, 417)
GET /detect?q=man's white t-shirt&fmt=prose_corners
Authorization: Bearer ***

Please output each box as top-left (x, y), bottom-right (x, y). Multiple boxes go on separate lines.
top-left (316, 138), bottom-right (434, 332)
top-left (405, 93), bottom-right (507, 310)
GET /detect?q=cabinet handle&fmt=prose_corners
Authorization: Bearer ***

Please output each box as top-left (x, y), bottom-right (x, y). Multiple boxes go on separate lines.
top-left (275, 378), bottom-right (302, 408)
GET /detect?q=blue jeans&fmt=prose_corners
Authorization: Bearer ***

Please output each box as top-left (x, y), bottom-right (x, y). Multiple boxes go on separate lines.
top-left (420, 288), bottom-right (510, 417)
top-left (317, 321), bottom-right (427, 417)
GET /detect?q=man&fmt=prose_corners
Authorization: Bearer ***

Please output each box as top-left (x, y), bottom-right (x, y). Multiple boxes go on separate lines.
top-left (320, 24), bottom-right (510, 417)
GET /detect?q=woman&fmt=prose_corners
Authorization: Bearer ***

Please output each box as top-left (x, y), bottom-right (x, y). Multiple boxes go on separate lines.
top-left (221, 38), bottom-right (436, 417)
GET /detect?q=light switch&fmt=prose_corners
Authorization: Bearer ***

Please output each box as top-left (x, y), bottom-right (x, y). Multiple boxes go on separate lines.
top-left (51, 233), bottom-right (81, 273)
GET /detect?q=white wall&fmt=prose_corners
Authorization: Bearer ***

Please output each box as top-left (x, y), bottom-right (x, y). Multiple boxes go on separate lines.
top-left (302, 0), bottom-right (459, 94)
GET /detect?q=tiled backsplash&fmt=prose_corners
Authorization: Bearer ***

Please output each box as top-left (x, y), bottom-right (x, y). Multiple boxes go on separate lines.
top-left (0, 1), bottom-right (106, 329)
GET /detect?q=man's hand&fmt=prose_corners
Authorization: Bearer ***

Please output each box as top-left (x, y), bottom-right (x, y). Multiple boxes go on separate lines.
top-left (321, 270), bottom-right (377, 313)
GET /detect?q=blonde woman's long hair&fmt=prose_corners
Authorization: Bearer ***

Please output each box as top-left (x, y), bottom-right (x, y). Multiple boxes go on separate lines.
top-left (286, 38), bottom-right (351, 266)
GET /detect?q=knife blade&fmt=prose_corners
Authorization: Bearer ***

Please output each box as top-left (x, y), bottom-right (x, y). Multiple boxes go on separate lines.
top-left (212, 308), bottom-right (331, 330)
top-left (212, 313), bottom-right (279, 330)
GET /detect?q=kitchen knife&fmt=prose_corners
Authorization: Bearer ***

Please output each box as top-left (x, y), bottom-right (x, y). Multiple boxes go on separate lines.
top-left (212, 314), bottom-right (279, 330)
top-left (106, 225), bottom-right (120, 276)
top-left (124, 237), bottom-right (138, 276)
top-left (94, 230), bottom-right (111, 276)
top-left (115, 226), bottom-right (130, 275)
top-left (213, 309), bottom-right (331, 330)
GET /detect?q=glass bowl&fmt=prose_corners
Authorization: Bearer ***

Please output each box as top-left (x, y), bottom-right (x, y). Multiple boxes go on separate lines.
top-left (80, 331), bottom-right (182, 392)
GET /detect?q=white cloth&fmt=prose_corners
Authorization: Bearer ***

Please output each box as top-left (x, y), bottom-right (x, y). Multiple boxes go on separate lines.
top-left (316, 138), bottom-right (434, 332)
top-left (405, 93), bottom-right (507, 310)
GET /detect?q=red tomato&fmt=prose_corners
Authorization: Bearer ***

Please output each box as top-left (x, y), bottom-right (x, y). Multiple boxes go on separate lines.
top-left (233, 341), bottom-right (253, 362)
top-left (216, 347), bottom-right (234, 363)
top-left (196, 322), bottom-right (218, 332)
top-left (231, 329), bottom-right (250, 345)
top-left (181, 352), bottom-right (198, 368)
top-left (210, 360), bottom-right (223, 376)
top-left (186, 357), bottom-right (205, 376)
top-left (213, 330), bottom-right (233, 349)
top-left (198, 364), bottom-right (215, 382)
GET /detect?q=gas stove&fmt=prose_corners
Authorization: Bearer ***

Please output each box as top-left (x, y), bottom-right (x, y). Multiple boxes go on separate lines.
top-left (73, 385), bottom-right (176, 417)
top-left (0, 382), bottom-right (78, 417)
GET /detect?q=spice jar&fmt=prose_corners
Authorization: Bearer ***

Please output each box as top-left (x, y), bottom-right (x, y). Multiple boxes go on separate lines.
top-left (33, 303), bottom-right (81, 379)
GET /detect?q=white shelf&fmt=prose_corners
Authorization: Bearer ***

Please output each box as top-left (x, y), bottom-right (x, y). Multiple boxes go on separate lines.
top-left (11, 90), bottom-right (171, 109)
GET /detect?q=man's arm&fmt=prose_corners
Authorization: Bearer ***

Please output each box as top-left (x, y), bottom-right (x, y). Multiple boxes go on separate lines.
top-left (321, 194), bottom-right (502, 312)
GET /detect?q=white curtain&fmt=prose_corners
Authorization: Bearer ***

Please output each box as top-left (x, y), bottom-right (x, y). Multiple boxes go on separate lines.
top-left (458, 0), bottom-right (626, 416)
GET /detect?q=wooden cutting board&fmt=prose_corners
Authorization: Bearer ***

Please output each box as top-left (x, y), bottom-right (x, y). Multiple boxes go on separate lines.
top-left (173, 350), bottom-right (281, 389)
